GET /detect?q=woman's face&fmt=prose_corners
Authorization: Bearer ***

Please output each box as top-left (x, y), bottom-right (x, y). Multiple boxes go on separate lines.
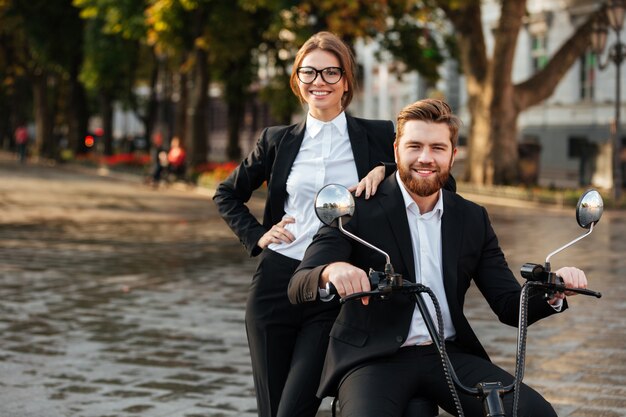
top-left (297, 49), bottom-right (347, 121)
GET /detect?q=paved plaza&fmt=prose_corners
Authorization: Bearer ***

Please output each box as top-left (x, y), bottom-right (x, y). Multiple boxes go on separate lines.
top-left (0, 152), bottom-right (625, 417)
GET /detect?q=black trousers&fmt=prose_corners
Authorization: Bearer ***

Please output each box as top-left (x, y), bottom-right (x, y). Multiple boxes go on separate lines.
top-left (246, 249), bottom-right (338, 417)
top-left (337, 343), bottom-right (557, 417)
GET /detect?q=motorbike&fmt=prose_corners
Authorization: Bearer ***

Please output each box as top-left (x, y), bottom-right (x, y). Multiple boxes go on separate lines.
top-left (314, 184), bottom-right (604, 417)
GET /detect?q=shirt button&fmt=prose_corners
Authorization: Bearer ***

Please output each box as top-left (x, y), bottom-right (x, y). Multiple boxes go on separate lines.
top-left (396, 336), bottom-right (404, 343)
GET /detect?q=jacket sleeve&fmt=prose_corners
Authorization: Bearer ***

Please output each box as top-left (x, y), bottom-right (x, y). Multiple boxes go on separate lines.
top-left (472, 206), bottom-right (563, 326)
top-left (212, 128), bottom-right (273, 256)
top-left (288, 224), bottom-right (354, 305)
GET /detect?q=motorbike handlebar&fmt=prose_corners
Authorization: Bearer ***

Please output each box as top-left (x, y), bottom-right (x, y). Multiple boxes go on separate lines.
top-left (520, 263), bottom-right (602, 299)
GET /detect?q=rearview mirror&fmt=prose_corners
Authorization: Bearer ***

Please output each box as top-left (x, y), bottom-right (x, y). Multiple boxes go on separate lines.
top-left (314, 184), bottom-right (355, 226)
top-left (576, 189), bottom-right (604, 229)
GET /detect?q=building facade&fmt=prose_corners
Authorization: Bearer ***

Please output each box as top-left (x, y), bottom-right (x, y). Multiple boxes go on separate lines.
top-left (351, 0), bottom-right (625, 189)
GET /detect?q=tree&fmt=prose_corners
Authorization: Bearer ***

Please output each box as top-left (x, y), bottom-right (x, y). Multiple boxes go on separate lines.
top-left (80, 16), bottom-right (139, 155)
top-left (75, 0), bottom-right (148, 156)
top-left (146, 0), bottom-right (214, 165)
top-left (433, 0), bottom-right (601, 185)
top-left (210, 0), bottom-right (276, 161)
top-left (2, 0), bottom-right (87, 159)
top-left (256, 0), bottom-right (447, 132)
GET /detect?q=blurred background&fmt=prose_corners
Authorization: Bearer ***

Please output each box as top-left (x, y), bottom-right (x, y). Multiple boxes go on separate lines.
top-left (1, 1), bottom-right (625, 416)
top-left (0, 0), bottom-right (624, 198)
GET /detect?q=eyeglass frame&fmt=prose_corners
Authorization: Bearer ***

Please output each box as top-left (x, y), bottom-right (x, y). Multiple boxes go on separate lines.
top-left (296, 66), bottom-right (345, 85)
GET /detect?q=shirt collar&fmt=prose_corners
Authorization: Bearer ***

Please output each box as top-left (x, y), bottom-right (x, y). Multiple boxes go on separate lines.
top-left (396, 171), bottom-right (444, 219)
top-left (306, 111), bottom-right (348, 139)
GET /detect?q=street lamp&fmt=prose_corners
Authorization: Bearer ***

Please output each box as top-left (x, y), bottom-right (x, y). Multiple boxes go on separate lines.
top-left (591, 0), bottom-right (626, 201)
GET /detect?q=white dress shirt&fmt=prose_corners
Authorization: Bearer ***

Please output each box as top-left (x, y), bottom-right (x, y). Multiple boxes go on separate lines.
top-left (269, 112), bottom-right (359, 261)
top-left (396, 172), bottom-right (457, 346)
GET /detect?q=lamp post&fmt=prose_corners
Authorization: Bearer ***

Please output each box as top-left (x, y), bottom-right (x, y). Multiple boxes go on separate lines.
top-left (591, 0), bottom-right (626, 201)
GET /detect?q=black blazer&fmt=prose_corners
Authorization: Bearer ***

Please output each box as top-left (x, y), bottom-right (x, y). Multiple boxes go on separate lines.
top-left (288, 174), bottom-right (564, 398)
top-left (213, 115), bottom-right (395, 256)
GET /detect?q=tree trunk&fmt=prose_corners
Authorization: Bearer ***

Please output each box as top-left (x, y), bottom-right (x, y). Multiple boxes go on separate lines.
top-left (32, 73), bottom-right (53, 159)
top-left (143, 51), bottom-right (160, 150)
top-left (174, 70), bottom-right (188, 143)
top-left (465, 89), bottom-right (493, 184)
top-left (441, 0), bottom-right (491, 184)
top-left (440, 0), bottom-right (598, 186)
top-left (186, 47), bottom-right (209, 166)
top-left (226, 92), bottom-right (244, 161)
top-left (68, 71), bottom-right (88, 155)
top-left (100, 91), bottom-right (114, 156)
top-left (488, 0), bottom-right (525, 185)
top-left (490, 97), bottom-right (521, 185)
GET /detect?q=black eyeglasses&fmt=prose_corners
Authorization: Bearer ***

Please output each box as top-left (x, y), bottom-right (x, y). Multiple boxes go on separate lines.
top-left (296, 66), bottom-right (344, 84)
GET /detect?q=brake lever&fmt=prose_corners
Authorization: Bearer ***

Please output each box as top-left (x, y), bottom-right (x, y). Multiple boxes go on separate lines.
top-left (522, 264), bottom-right (602, 299)
top-left (550, 283), bottom-right (602, 298)
top-left (340, 289), bottom-right (381, 304)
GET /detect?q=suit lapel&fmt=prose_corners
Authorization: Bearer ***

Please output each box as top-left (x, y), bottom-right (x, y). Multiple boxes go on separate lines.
top-left (441, 190), bottom-right (462, 312)
top-left (346, 115), bottom-right (370, 179)
top-left (269, 120), bottom-right (306, 218)
top-left (377, 175), bottom-right (416, 283)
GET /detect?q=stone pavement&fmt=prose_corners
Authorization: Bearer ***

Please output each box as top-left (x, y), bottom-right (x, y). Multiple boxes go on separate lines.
top-left (0, 152), bottom-right (625, 417)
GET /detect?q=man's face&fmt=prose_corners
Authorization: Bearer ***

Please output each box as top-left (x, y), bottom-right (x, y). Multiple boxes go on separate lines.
top-left (395, 120), bottom-right (456, 197)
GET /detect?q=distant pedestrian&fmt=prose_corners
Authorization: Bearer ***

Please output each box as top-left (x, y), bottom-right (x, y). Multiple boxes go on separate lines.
top-left (149, 132), bottom-right (166, 187)
top-left (167, 136), bottom-right (186, 181)
top-left (14, 124), bottom-right (28, 164)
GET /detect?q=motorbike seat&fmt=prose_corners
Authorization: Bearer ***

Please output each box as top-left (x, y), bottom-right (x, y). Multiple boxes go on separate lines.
top-left (331, 396), bottom-right (438, 416)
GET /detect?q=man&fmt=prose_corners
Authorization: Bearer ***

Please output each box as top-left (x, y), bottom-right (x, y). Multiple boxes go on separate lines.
top-left (288, 99), bottom-right (587, 417)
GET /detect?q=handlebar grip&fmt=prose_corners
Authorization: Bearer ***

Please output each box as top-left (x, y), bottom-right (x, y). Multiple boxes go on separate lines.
top-left (566, 287), bottom-right (602, 298)
top-left (554, 277), bottom-right (602, 298)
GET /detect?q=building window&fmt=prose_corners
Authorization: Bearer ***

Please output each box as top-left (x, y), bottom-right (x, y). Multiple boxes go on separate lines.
top-left (530, 33), bottom-right (548, 72)
top-left (580, 52), bottom-right (596, 101)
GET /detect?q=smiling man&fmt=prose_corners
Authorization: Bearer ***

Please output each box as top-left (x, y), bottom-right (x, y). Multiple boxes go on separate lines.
top-left (288, 99), bottom-right (589, 417)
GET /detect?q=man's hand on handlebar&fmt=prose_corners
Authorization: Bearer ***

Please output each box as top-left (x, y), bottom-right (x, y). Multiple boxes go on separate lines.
top-left (320, 262), bottom-right (372, 305)
top-left (548, 266), bottom-right (588, 305)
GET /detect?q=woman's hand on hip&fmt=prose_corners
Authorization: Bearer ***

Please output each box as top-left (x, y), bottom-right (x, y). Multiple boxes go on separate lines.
top-left (349, 165), bottom-right (385, 200)
top-left (258, 216), bottom-right (296, 249)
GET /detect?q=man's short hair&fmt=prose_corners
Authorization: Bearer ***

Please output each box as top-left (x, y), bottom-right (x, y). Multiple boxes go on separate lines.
top-left (396, 99), bottom-right (461, 148)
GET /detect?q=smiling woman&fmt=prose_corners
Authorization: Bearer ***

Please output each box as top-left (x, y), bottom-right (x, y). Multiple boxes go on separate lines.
top-left (213, 31), bottom-right (398, 417)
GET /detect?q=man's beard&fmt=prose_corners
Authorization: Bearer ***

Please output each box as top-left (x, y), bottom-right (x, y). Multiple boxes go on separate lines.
top-left (398, 162), bottom-right (450, 197)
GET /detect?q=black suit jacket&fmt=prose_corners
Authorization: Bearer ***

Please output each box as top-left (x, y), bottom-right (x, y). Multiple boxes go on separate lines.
top-left (288, 174), bottom-right (564, 398)
top-left (213, 115), bottom-right (395, 256)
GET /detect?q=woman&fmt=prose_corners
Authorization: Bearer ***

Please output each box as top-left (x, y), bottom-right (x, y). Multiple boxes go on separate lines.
top-left (213, 32), bottom-right (396, 417)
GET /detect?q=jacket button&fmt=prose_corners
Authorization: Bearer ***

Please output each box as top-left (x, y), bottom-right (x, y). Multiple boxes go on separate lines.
top-left (306, 290), bottom-right (313, 300)
top-left (396, 336), bottom-right (404, 343)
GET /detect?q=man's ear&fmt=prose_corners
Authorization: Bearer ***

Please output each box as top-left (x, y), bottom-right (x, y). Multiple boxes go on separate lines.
top-left (450, 147), bottom-right (457, 167)
top-left (393, 140), bottom-right (399, 163)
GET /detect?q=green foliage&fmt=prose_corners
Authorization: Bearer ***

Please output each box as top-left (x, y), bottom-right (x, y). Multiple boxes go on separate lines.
top-left (259, 71), bottom-right (300, 124)
top-left (1, 0), bottom-right (455, 159)
top-left (5, 0), bottom-right (84, 75)
top-left (145, 0), bottom-right (212, 57)
top-left (73, 0), bottom-right (148, 40)
top-left (80, 16), bottom-right (136, 97)
top-left (379, 20), bottom-right (444, 82)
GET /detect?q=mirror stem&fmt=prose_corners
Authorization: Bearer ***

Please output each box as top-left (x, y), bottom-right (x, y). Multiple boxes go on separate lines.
top-left (544, 223), bottom-right (595, 272)
top-left (338, 218), bottom-right (394, 273)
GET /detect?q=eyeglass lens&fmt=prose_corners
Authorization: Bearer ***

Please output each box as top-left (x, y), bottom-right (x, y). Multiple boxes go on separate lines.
top-left (297, 67), bottom-right (343, 84)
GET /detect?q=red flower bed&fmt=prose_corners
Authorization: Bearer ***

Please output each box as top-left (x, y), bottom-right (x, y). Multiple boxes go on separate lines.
top-left (101, 153), bottom-right (151, 166)
top-left (195, 161), bottom-right (239, 184)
